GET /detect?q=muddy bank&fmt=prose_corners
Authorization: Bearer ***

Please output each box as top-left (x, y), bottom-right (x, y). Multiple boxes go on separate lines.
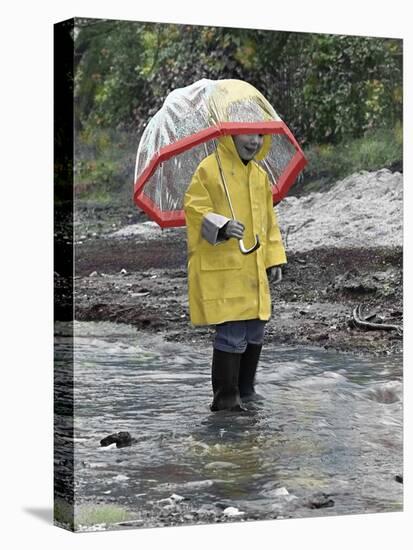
top-left (62, 241), bottom-right (403, 356)
top-left (57, 169), bottom-right (403, 356)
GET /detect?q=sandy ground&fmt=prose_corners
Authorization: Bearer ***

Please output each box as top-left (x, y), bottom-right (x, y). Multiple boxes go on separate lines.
top-left (56, 168), bottom-right (403, 356)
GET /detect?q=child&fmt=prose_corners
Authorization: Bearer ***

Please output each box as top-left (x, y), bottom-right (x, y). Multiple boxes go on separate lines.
top-left (184, 133), bottom-right (286, 411)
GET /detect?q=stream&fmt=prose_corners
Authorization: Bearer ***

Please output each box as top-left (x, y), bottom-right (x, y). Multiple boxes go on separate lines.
top-left (55, 321), bottom-right (403, 530)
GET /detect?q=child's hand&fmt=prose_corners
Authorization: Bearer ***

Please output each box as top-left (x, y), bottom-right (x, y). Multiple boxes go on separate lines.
top-left (223, 220), bottom-right (245, 240)
top-left (267, 266), bottom-right (282, 284)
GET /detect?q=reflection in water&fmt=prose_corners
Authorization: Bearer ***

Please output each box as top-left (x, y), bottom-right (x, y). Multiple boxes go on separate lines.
top-left (55, 321), bottom-right (403, 530)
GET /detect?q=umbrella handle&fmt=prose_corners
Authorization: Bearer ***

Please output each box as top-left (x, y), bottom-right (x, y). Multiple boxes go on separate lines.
top-left (214, 144), bottom-right (260, 255)
top-left (239, 235), bottom-right (260, 255)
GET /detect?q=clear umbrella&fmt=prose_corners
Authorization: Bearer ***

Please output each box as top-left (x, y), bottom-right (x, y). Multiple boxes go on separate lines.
top-left (134, 78), bottom-right (307, 252)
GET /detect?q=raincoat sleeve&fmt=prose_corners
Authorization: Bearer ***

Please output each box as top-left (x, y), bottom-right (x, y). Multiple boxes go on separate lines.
top-left (264, 178), bottom-right (287, 268)
top-left (184, 168), bottom-right (230, 246)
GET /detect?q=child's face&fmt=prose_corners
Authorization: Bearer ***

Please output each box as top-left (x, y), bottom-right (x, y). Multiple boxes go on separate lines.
top-left (233, 134), bottom-right (264, 161)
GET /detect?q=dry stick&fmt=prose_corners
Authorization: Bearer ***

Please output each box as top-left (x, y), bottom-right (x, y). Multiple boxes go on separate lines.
top-left (352, 304), bottom-right (403, 335)
top-left (284, 218), bottom-right (315, 249)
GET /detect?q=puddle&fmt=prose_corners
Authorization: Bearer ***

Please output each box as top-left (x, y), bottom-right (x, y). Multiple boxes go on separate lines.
top-left (54, 321), bottom-right (403, 530)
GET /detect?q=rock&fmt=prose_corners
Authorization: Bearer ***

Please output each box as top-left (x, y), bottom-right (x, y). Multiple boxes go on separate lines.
top-left (157, 497), bottom-right (174, 506)
top-left (170, 493), bottom-right (185, 503)
top-left (100, 431), bottom-right (134, 448)
top-left (395, 474), bottom-right (403, 484)
top-left (180, 480), bottom-right (214, 490)
top-left (157, 493), bottom-right (186, 506)
top-left (215, 502), bottom-right (230, 510)
top-left (89, 271), bottom-right (99, 277)
top-left (223, 506), bottom-right (245, 517)
top-left (113, 474), bottom-right (129, 482)
top-left (205, 461), bottom-right (240, 470)
top-left (306, 492), bottom-right (334, 509)
top-left (312, 333), bottom-right (329, 342)
top-left (116, 520), bottom-right (144, 527)
top-left (162, 504), bottom-right (175, 511)
top-left (273, 487), bottom-right (290, 497)
top-left (120, 268), bottom-right (128, 275)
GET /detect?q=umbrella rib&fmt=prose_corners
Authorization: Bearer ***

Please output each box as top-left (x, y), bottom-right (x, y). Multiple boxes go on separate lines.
top-left (180, 92), bottom-right (211, 128)
top-left (262, 157), bottom-right (280, 195)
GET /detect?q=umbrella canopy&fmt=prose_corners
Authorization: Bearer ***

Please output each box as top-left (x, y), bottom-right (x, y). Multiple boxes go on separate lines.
top-left (134, 78), bottom-right (307, 228)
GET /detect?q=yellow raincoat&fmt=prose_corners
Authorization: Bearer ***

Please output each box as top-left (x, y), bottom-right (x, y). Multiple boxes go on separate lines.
top-left (184, 135), bottom-right (287, 326)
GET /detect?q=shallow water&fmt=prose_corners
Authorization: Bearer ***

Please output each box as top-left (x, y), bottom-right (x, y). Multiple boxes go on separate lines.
top-left (55, 321), bottom-right (403, 529)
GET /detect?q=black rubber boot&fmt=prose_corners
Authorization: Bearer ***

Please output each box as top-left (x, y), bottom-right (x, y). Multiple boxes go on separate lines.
top-left (210, 348), bottom-right (245, 412)
top-left (238, 343), bottom-right (263, 399)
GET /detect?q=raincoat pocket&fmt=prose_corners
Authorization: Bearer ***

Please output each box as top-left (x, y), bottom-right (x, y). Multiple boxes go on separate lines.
top-left (199, 252), bottom-right (243, 301)
top-left (200, 253), bottom-right (242, 271)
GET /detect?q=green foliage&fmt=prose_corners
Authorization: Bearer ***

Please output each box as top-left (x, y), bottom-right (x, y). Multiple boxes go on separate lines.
top-left (74, 19), bottom-right (402, 144)
top-left (72, 18), bottom-right (402, 202)
top-left (74, 19), bottom-right (152, 131)
top-left (75, 127), bottom-right (136, 203)
top-left (74, 20), bottom-right (255, 134)
top-left (300, 124), bottom-right (402, 194)
top-left (75, 503), bottom-right (131, 529)
top-left (55, 497), bottom-right (133, 530)
top-left (54, 498), bottom-right (74, 530)
top-left (291, 34), bottom-right (402, 143)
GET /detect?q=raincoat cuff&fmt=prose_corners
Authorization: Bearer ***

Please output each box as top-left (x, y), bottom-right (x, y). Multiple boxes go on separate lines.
top-left (265, 251), bottom-right (287, 269)
top-left (201, 212), bottom-right (231, 245)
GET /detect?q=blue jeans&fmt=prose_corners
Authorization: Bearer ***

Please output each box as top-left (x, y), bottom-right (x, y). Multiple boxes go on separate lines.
top-left (214, 319), bottom-right (266, 354)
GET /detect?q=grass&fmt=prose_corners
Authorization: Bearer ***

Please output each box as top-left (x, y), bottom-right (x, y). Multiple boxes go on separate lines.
top-left (54, 498), bottom-right (74, 531)
top-left (54, 498), bottom-right (133, 531)
top-left (298, 123), bottom-right (403, 195)
top-left (75, 503), bottom-right (132, 530)
top-left (75, 127), bottom-right (136, 205)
